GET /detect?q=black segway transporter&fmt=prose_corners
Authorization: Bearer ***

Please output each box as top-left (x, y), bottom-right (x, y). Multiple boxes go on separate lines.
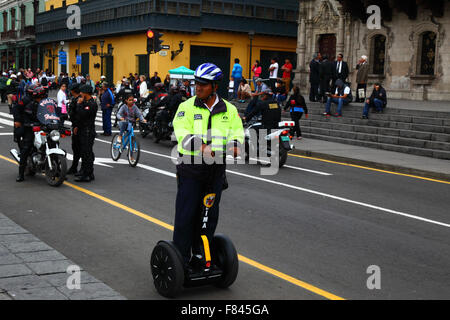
top-left (150, 169), bottom-right (239, 298)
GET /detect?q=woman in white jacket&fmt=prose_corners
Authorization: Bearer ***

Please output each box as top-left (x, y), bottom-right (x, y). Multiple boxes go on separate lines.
top-left (139, 75), bottom-right (149, 100)
top-left (57, 83), bottom-right (70, 119)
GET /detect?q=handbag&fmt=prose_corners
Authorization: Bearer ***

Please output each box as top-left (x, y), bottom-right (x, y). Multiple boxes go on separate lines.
top-left (358, 88), bottom-right (366, 99)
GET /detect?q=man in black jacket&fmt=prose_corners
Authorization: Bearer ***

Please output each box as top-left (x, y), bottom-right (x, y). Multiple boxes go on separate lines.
top-left (309, 53), bottom-right (321, 102)
top-left (319, 55), bottom-right (334, 103)
top-left (362, 83), bottom-right (387, 119)
top-left (150, 72), bottom-right (162, 88)
top-left (67, 83), bottom-right (82, 175)
top-left (333, 53), bottom-right (349, 86)
top-left (243, 89), bottom-right (281, 130)
top-left (13, 86), bottom-right (46, 182)
top-left (74, 85), bottom-right (98, 182)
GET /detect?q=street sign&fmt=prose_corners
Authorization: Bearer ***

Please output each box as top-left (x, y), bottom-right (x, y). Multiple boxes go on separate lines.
top-left (59, 51), bottom-right (67, 65)
top-left (159, 51), bottom-right (168, 57)
top-left (161, 45), bottom-right (170, 50)
top-left (76, 55), bottom-right (82, 65)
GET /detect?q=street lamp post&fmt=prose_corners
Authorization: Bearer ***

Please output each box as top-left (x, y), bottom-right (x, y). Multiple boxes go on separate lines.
top-left (45, 43), bottom-right (59, 74)
top-left (90, 39), bottom-right (114, 81)
top-left (248, 31), bottom-right (255, 80)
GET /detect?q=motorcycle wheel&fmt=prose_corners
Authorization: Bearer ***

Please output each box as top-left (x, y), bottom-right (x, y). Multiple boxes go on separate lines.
top-left (244, 141), bottom-right (250, 162)
top-left (127, 136), bottom-right (140, 167)
top-left (140, 123), bottom-right (148, 138)
top-left (45, 154), bottom-right (67, 187)
top-left (153, 128), bottom-right (161, 144)
top-left (279, 147), bottom-right (288, 168)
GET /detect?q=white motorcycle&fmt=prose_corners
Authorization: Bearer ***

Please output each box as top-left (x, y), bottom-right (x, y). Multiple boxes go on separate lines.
top-left (244, 117), bottom-right (295, 168)
top-left (10, 99), bottom-right (70, 187)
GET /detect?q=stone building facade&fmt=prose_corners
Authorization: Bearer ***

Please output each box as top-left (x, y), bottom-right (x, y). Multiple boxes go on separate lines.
top-left (293, 0), bottom-right (450, 101)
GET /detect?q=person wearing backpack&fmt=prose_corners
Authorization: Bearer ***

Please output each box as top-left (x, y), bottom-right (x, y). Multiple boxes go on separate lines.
top-left (0, 72), bottom-right (8, 103)
top-left (100, 82), bottom-right (114, 136)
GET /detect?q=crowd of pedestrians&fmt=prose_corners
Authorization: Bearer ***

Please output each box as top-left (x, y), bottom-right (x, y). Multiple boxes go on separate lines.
top-left (308, 52), bottom-right (387, 118)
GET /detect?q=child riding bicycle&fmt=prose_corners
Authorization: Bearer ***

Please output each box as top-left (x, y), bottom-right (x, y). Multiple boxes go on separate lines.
top-left (116, 94), bottom-right (146, 143)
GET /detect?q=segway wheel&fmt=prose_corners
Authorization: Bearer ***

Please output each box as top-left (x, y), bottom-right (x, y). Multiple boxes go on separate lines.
top-left (150, 241), bottom-right (185, 298)
top-left (212, 234), bottom-right (239, 288)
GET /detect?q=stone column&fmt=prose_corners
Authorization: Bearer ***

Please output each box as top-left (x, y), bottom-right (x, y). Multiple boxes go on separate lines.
top-left (336, 9), bottom-right (345, 56)
top-left (15, 48), bottom-right (19, 70)
top-left (298, 17), bottom-right (306, 72)
top-left (28, 47), bottom-right (32, 68)
top-left (37, 46), bottom-right (41, 69)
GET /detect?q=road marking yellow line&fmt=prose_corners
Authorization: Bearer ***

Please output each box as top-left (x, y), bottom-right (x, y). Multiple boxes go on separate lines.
top-left (0, 153), bottom-right (345, 300)
top-left (65, 181), bottom-right (345, 300)
top-left (289, 153), bottom-right (450, 185)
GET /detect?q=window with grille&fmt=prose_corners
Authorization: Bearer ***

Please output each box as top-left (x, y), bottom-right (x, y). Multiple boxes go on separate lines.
top-left (179, 3), bottom-right (189, 15)
top-left (371, 34), bottom-right (386, 75)
top-left (419, 31), bottom-right (436, 75)
top-left (223, 3), bottom-right (233, 15)
top-left (234, 4), bottom-right (244, 16)
top-left (167, 2), bottom-right (178, 14)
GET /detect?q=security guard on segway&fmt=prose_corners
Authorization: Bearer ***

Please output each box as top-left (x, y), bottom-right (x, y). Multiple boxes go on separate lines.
top-left (150, 63), bottom-right (244, 297)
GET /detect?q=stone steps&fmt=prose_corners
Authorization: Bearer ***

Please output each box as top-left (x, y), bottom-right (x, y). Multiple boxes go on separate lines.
top-left (235, 100), bottom-right (450, 160)
top-left (302, 132), bottom-right (450, 160)
top-left (302, 114), bottom-right (450, 134)
top-left (300, 119), bottom-right (450, 143)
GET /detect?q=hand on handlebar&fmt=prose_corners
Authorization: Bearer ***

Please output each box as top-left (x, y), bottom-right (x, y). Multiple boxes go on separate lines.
top-left (201, 144), bottom-right (215, 159)
top-left (228, 146), bottom-right (241, 158)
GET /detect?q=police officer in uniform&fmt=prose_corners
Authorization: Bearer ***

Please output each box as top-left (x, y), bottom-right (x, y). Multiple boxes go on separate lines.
top-left (172, 63), bottom-right (244, 268)
top-left (243, 89), bottom-right (281, 131)
top-left (67, 83), bottom-right (82, 175)
top-left (75, 85), bottom-right (98, 182)
top-left (13, 86), bottom-right (46, 182)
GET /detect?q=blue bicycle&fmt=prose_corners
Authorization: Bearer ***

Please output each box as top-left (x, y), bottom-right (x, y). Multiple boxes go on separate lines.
top-left (110, 121), bottom-right (140, 167)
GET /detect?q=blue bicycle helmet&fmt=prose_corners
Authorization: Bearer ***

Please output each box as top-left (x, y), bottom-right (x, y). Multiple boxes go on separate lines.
top-left (194, 63), bottom-right (224, 84)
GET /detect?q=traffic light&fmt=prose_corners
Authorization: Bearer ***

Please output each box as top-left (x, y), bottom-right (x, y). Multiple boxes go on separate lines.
top-left (153, 30), bottom-right (164, 53)
top-left (146, 29), bottom-right (154, 54)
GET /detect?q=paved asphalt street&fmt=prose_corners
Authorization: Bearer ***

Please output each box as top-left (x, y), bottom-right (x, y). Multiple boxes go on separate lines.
top-left (0, 101), bottom-right (449, 300)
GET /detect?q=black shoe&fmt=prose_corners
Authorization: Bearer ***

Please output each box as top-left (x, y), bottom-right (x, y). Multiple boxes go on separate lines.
top-left (89, 174), bottom-right (95, 181)
top-left (67, 167), bottom-right (78, 175)
top-left (74, 171), bottom-right (84, 177)
top-left (16, 174), bottom-right (24, 182)
top-left (75, 175), bottom-right (91, 182)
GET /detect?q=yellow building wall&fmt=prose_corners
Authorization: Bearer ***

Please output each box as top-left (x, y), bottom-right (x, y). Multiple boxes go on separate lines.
top-left (50, 30), bottom-right (295, 84)
top-left (45, 0), bottom-right (79, 10)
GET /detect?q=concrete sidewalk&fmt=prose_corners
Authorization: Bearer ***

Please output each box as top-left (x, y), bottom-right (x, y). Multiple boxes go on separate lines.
top-left (289, 137), bottom-right (450, 181)
top-left (0, 212), bottom-right (126, 300)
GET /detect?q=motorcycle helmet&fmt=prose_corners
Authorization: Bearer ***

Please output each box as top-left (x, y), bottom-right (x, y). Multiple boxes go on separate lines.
top-left (32, 86), bottom-right (47, 99)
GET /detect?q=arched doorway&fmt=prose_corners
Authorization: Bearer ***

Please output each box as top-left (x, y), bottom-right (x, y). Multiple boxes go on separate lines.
top-left (318, 34), bottom-right (336, 61)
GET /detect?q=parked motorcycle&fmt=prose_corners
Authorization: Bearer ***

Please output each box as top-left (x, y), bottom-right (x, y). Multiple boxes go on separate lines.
top-left (10, 99), bottom-right (70, 187)
top-left (152, 104), bottom-right (175, 144)
top-left (243, 117), bottom-right (294, 168)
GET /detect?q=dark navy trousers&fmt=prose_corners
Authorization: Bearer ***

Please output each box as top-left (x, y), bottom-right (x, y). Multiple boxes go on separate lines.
top-left (173, 173), bottom-right (224, 264)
